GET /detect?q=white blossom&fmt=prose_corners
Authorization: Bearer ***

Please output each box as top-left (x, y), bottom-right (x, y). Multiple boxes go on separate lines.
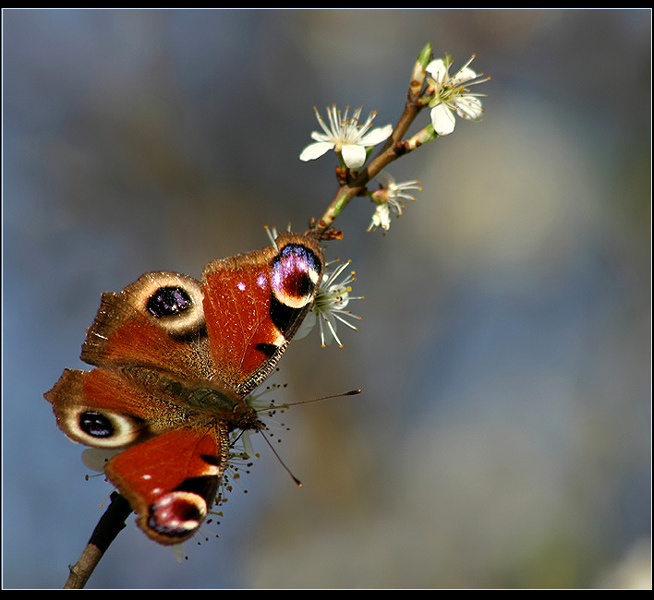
top-left (296, 259), bottom-right (362, 348)
top-left (426, 55), bottom-right (488, 136)
top-left (300, 106), bottom-right (392, 169)
top-left (367, 171), bottom-right (421, 233)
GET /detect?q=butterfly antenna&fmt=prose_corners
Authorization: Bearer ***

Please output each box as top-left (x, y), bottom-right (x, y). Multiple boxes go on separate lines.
top-left (272, 388), bottom-right (362, 410)
top-left (254, 390), bottom-right (362, 486)
top-left (254, 389), bottom-right (362, 414)
top-left (258, 429), bottom-right (303, 487)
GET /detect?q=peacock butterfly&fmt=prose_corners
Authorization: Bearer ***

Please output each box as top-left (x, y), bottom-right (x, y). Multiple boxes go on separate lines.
top-left (44, 231), bottom-right (324, 545)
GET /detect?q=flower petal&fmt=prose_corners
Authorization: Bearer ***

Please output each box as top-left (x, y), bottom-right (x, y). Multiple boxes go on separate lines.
top-left (300, 141), bottom-right (334, 162)
top-left (376, 204), bottom-right (391, 230)
top-left (374, 170), bottom-right (393, 188)
top-left (358, 123), bottom-right (393, 146)
top-left (294, 310), bottom-right (316, 340)
top-left (341, 143), bottom-right (367, 169)
top-left (455, 96), bottom-right (483, 121)
top-left (430, 104), bottom-right (456, 136)
top-left (310, 130), bottom-right (332, 142)
top-left (82, 448), bottom-right (121, 472)
top-left (453, 67), bottom-right (477, 85)
top-left (425, 58), bottom-right (449, 81)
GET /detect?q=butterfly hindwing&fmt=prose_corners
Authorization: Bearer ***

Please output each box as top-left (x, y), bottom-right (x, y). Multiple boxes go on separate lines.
top-left (105, 427), bottom-right (227, 544)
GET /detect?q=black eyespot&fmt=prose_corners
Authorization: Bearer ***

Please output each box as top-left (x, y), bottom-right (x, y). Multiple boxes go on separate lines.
top-left (146, 286), bottom-right (192, 319)
top-left (79, 411), bottom-right (114, 438)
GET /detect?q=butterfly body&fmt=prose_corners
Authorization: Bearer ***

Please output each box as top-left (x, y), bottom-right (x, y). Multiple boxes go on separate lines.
top-left (45, 232), bottom-right (323, 544)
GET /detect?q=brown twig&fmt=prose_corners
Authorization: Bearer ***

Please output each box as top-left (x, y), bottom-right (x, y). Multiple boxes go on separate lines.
top-left (312, 103), bottom-right (424, 236)
top-left (311, 44), bottom-right (432, 237)
top-left (63, 492), bottom-right (133, 589)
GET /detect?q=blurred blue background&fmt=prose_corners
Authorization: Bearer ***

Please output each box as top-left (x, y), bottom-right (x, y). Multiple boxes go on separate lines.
top-left (2, 9), bottom-right (650, 589)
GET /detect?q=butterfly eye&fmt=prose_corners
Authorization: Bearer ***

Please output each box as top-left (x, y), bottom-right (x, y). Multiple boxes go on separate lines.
top-left (146, 491), bottom-right (208, 542)
top-left (125, 272), bottom-right (206, 338)
top-left (79, 411), bottom-right (114, 438)
top-left (271, 243), bottom-right (322, 309)
top-left (266, 243), bottom-right (323, 341)
top-left (55, 404), bottom-right (144, 449)
top-left (146, 286), bottom-right (193, 318)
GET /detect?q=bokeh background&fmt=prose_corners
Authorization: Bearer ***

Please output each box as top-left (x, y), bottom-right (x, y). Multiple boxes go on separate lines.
top-left (3, 9), bottom-right (650, 589)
